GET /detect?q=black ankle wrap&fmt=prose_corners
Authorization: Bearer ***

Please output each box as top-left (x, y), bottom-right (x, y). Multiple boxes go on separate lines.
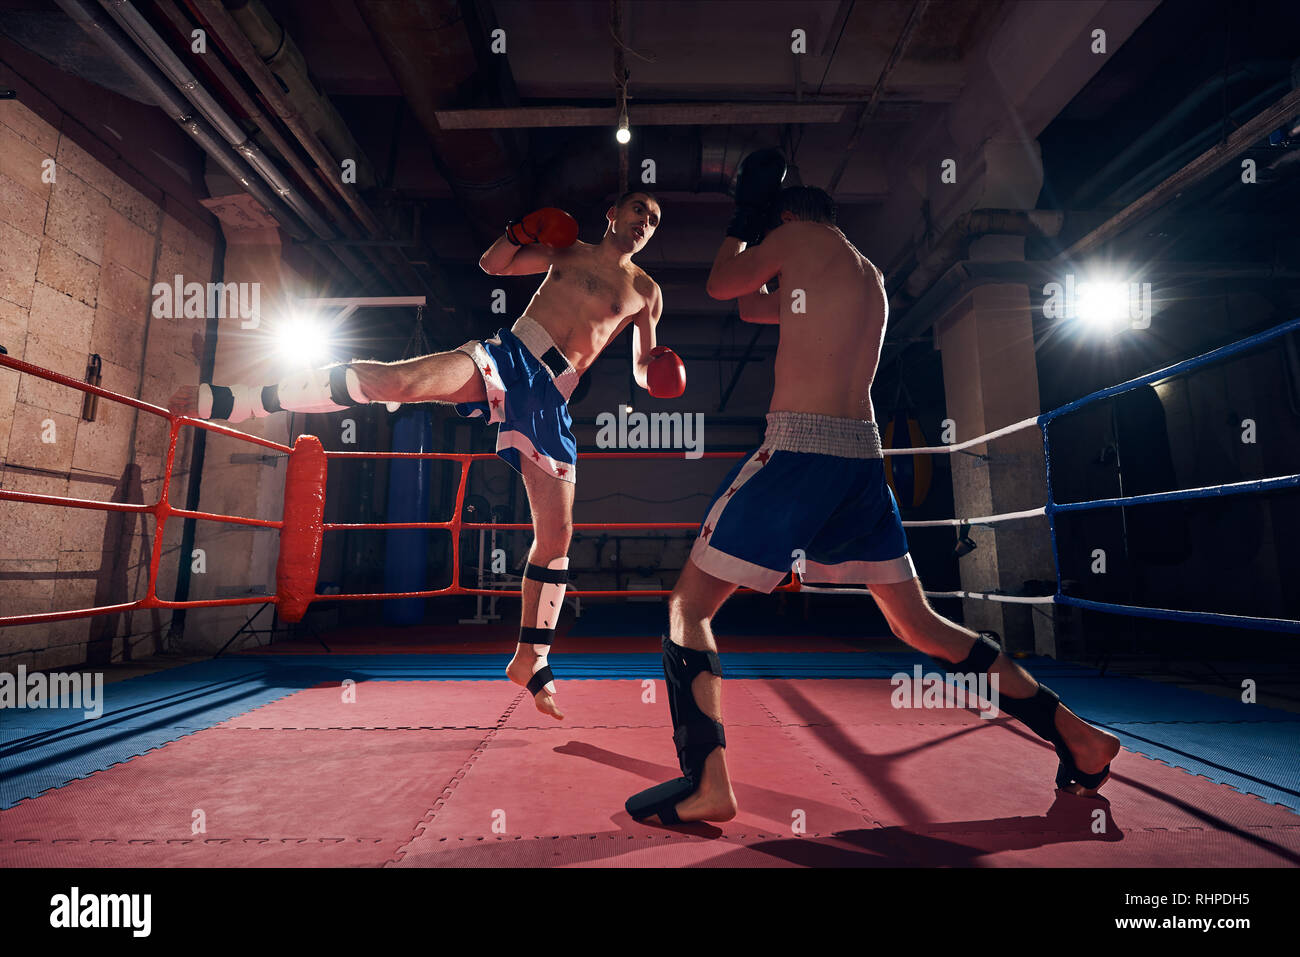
top-left (998, 683), bottom-right (1062, 743)
top-left (930, 632), bottom-right (1105, 790)
top-left (519, 625), bottom-right (553, 646)
top-left (523, 562), bottom-right (570, 584)
top-left (520, 624), bottom-right (556, 696)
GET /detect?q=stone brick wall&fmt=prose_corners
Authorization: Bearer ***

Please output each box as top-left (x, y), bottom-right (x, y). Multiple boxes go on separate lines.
top-left (0, 98), bottom-right (216, 672)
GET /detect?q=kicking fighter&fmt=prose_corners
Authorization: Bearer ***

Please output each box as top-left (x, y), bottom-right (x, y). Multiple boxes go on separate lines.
top-left (172, 192), bottom-right (685, 719)
top-left (626, 153), bottom-right (1121, 824)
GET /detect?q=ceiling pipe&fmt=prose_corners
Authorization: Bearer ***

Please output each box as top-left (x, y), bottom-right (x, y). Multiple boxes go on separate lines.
top-left (95, 0), bottom-right (339, 242)
top-left (93, 0), bottom-right (377, 286)
top-left (152, 0), bottom-right (358, 239)
top-left (1071, 60), bottom-right (1290, 207)
top-left (1058, 83), bottom-right (1300, 263)
top-left (221, 0), bottom-right (378, 190)
top-left (1103, 79), bottom-right (1289, 205)
top-left (54, 0), bottom-right (310, 241)
top-left (189, 0), bottom-right (385, 239)
top-left (188, 0), bottom-right (440, 302)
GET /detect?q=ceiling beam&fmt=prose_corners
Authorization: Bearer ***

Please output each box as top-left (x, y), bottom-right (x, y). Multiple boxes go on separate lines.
top-left (1057, 84), bottom-right (1300, 262)
top-left (434, 102), bottom-right (849, 130)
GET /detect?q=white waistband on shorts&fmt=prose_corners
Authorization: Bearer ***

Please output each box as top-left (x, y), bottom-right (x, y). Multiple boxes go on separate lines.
top-left (510, 315), bottom-right (580, 401)
top-left (763, 411), bottom-right (882, 458)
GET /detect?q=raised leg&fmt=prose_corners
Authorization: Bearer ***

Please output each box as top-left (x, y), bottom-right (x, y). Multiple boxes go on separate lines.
top-left (349, 349), bottom-right (486, 404)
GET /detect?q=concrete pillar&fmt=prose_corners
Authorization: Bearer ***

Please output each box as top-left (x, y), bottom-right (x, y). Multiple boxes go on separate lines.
top-left (932, 139), bottom-right (1057, 655)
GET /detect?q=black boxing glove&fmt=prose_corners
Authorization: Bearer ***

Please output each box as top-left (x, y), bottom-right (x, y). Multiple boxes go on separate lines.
top-left (727, 148), bottom-right (787, 244)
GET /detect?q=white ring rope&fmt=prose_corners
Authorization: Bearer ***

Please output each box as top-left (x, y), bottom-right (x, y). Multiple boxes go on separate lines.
top-left (880, 414), bottom-right (1040, 457)
top-left (796, 583), bottom-right (1056, 604)
top-left (902, 506), bottom-right (1047, 528)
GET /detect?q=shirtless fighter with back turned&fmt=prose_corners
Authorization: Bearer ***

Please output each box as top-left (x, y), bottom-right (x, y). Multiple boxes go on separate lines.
top-left (173, 192), bottom-right (684, 720)
top-left (625, 151), bottom-right (1122, 824)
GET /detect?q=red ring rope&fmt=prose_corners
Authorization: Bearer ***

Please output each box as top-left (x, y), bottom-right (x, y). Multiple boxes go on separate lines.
top-left (0, 353), bottom-right (788, 628)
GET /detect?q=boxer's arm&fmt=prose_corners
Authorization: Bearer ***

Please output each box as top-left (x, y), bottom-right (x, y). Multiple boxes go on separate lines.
top-left (738, 286), bottom-right (780, 324)
top-left (480, 208), bottom-right (579, 275)
top-left (706, 226), bottom-right (786, 300)
top-left (631, 283), bottom-right (664, 391)
top-left (478, 233), bottom-right (555, 276)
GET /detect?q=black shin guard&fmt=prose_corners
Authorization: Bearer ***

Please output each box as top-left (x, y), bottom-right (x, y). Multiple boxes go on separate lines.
top-left (933, 633), bottom-right (1108, 790)
top-left (664, 638), bottom-right (726, 780)
top-left (626, 637), bottom-right (726, 823)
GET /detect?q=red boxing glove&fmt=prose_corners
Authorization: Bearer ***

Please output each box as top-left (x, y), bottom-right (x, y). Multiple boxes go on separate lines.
top-left (646, 346), bottom-right (686, 398)
top-left (506, 208), bottom-right (579, 248)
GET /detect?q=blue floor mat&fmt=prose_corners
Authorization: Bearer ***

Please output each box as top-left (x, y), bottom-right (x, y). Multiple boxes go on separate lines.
top-left (0, 659), bottom-right (334, 808)
top-left (1108, 722), bottom-right (1300, 810)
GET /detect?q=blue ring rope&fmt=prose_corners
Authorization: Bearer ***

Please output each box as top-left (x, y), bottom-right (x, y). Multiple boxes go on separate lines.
top-left (1051, 473), bottom-right (1300, 513)
top-left (1040, 316), bottom-right (1300, 423)
top-left (1030, 319), bottom-right (1300, 633)
top-left (1055, 596), bottom-right (1300, 633)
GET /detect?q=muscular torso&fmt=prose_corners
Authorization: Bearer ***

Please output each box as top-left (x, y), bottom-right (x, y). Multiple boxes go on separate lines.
top-left (521, 242), bottom-right (654, 372)
top-left (771, 222), bottom-right (886, 422)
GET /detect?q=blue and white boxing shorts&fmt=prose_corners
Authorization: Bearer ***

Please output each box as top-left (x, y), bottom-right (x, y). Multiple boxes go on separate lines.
top-left (454, 315), bottom-right (581, 483)
top-left (689, 411), bottom-right (917, 591)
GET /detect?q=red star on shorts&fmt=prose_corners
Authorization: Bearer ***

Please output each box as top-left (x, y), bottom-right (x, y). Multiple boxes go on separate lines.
top-left (490, 396), bottom-right (502, 409)
top-left (700, 524), bottom-right (713, 539)
top-left (756, 449), bottom-right (771, 464)
top-left (725, 487), bottom-right (738, 497)
top-left (531, 450), bottom-right (541, 461)
top-left (555, 466), bottom-right (568, 477)
top-left (481, 364), bottom-right (492, 376)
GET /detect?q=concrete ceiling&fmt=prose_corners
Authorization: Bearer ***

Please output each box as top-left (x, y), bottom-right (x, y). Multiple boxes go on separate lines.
top-left (13, 0), bottom-right (1296, 356)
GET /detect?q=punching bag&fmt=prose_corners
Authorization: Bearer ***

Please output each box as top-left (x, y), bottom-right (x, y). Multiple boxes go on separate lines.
top-left (883, 411), bottom-right (933, 509)
top-left (383, 406), bottom-right (434, 625)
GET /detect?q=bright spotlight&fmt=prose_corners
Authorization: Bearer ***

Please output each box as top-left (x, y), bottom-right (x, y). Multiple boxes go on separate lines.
top-left (1076, 280), bottom-right (1132, 334)
top-left (276, 313), bottom-right (329, 365)
top-left (615, 123), bottom-right (631, 145)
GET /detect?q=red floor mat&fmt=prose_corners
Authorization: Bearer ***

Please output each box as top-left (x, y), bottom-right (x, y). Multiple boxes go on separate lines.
top-left (4, 678), bottom-right (1294, 867)
top-left (749, 677), bottom-right (989, 725)
top-left (0, 728), bottom-right (484, 867)
top-left (502, 679), bottom-right (775, 729)
top-left (391, 725), bottom-right (869, 862)
top-left (222, 680), bottom-right (517, 729)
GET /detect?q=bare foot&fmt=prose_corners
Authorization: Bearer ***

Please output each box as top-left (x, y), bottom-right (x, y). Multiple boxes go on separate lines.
top-left (506, 643), bottom-right (564, 720)
top-left (645, 750), bottom-right (736, 824)
top-left (1056, 707), bottom-right (1122, 795)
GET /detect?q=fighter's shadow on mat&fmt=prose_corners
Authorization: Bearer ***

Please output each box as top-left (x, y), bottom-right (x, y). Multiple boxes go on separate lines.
top-left (554, 741), bottom-right (1123, 847)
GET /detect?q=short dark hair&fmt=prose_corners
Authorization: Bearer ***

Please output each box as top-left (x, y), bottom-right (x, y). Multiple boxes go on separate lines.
top-left (617, 190), bottom-right (658, 209)
top-left (779, 186), bottom-right (836, 225)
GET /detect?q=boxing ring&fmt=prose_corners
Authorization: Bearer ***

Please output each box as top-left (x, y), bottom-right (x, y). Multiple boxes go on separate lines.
top-left (1, 321), bottom-right (1298, 868)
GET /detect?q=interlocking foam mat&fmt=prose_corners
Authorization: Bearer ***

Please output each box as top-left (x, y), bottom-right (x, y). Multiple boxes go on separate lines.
top-left (1, 651), bottom-right (1296, 866)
